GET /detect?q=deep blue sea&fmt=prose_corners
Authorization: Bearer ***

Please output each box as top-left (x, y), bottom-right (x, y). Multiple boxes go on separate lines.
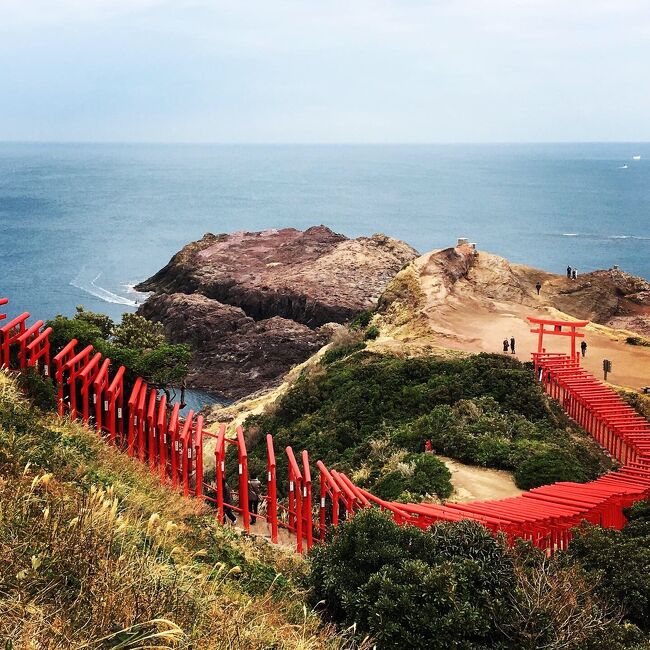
top-left (1, 142), bottom-right (648, 324)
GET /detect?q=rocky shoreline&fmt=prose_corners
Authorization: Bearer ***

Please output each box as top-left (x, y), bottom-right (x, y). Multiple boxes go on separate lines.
top-left (137, 226), bottom-right (418, 398)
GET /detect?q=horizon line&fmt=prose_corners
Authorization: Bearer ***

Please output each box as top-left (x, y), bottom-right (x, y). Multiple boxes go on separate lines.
top-left (0, 139), bottom-right (648, 147)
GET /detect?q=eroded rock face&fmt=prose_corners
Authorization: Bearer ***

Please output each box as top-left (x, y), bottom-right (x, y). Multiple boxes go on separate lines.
top-left (139, 292), bottom-right (332, 399)
top-left (137, 226), bottom-right (418, 327)
top-left (137, 226), bottom-right (419, 398)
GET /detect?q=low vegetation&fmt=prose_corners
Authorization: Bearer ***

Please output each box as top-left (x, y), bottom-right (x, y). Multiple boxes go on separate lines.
top-left (245, 351), bottom-right (610, 498)
top-left (0, 371), bottom-right (354, 648)
top-left (309, 508), bottom-right (648, 649)
top-left (625, 336), bottom-right (650, 347)
top-left (567, 499), bottom-right (650, 633)
top-left (46, 306), bottom-right (192, 404)
top-left (3, 358), bottom-right (648, 649)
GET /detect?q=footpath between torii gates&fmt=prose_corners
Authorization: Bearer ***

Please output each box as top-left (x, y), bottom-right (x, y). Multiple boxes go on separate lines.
top-left (1, 297), bottom-right (650, 554)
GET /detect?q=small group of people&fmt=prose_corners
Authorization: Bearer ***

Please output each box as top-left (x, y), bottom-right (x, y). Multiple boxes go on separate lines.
top-left (220, 476), bottom-right (263, 526)
top-left (566, 265), bottom-right (579, 280)
top-left (502, 336), bottom-right (516, 354)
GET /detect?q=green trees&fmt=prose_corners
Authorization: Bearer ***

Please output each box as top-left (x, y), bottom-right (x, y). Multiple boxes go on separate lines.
top-left (308, 509), bottom-right (643, 649)
top-left (246, 352), bottom-right (608, 495)
top-left (309, 509), bottom-right (515, 649)
top-left (568, 500), bottom-right (650, 632)
top-left (46, 307), bottom-right (191, 404)
top-left (373, 453), bottom-right (453, 501)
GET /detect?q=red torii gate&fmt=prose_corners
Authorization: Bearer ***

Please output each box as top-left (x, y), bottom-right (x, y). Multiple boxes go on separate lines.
top-left (528, 316), bottom-right (588, 370)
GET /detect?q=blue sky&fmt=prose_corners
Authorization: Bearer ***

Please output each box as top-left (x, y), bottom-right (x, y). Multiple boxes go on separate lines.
top-left (0, 0), bottom-right (648, 143)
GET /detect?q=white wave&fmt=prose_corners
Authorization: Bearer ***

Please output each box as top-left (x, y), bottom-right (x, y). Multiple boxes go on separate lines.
top-left (556, 232), bottom-right (650, 242)
top-left (71, 273), bottom-right (138, 307)
top-left (122, 282), bottom-right (151, 302)
top-left (610, 234), bottom-right (650, 241)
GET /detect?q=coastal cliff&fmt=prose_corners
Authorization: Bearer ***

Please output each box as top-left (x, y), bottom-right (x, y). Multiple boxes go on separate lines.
top-left (137, 226), bottom-right (418, 398)
top-left (373, 244), bottom-right (650, 390)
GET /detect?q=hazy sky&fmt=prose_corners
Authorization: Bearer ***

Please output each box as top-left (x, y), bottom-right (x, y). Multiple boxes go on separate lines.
top-left (1, 0), bottom-right (648, 143)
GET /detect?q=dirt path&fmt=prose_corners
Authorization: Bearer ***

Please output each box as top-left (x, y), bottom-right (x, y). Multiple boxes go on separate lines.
top-left (397, 249), bottom-right (650, 392)
top-left (436, 302), bottom-right (650, 391)
top-left (440, 456), bottom-right (523, 503)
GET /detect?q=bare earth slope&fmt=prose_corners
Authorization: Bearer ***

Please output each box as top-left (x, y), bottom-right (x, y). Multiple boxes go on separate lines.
top-left (376, 245), bottom-right (650, 391)
top-left (137, 226), bottom-right (418, 398)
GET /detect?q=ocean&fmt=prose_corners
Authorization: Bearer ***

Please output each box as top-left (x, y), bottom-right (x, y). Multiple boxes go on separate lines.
top-left (1, 142), bottom-right (648, 323)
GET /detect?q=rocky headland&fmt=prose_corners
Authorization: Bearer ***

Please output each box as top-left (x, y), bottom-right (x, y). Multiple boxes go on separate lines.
top-left (136, 226), bottom-right (418, 398)
top-left (373, 244), bottom-right (650, 390)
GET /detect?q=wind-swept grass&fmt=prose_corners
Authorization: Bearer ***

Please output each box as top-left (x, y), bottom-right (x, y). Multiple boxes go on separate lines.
top-left (0, 371), bottom-right (362, 649)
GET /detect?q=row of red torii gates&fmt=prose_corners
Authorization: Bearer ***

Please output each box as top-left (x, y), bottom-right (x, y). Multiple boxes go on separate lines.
top-left (1, 297), bottom-right (649, 553)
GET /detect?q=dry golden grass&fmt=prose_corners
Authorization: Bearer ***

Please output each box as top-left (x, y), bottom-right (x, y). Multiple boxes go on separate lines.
top-left (0, 372), bottom-right (365, 649)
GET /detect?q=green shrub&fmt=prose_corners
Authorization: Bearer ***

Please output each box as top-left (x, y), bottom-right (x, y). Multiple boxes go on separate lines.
top-left (45, 309), bottom-right (191, 399)
top-left (15, 368), bottom-right (57, 411)
top-left (308, 509), bottom-right (515, 649)
top-left (514, 448), bottom-right (592, 489)
top-left (350, 310), bottom-right (374, 330)
top-left (408, 453), bottom-right (453, 499)
top-left (364, 325), bottom-right (380, 340)
top-left (568, 499), bottom-right (650, 632)
top-left (246, 351), bottom-right (607, 496)
top-left (320, 341), bottom-right (366, 365)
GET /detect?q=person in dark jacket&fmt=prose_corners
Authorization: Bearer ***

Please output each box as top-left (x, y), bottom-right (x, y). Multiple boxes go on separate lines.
top-left (510, 337), bottom-right (516, 354)
top-left (248, 477), bottom-right (262, 524)
top-left (566, 265), bottom-right (572, 279)
top-left (535, 281), bottom-right (542, 295)
top-left (581, 340), bottom-right (587, 357)
top-left (503, 339), bottom-right (510, 353)
top-left (222, 479), bottom-right (236, 525)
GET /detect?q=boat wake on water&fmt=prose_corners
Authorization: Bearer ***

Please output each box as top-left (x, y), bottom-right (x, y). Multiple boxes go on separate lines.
top-left (559, 233), bottom-right (650, 242)
top-left (70, 271), bottom-right (141, 307)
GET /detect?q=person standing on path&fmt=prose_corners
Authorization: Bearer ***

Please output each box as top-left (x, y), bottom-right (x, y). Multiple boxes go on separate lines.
top-left (248, 476), bottom-right (262, 524)
top-left (535, 281), bottom-right (542, 295)
top-left (572, 268), bottom-right (578, 280)
top-left (567, 265), bottom-right (572, 279)
top-left (503, 339), bottom-right (510, 354)
top-left (222, 480), bottom-right (237, 525)
top-left (581, 340), bottom-right (587, 357)
top-left (510, 337), bottom-right (516, 354)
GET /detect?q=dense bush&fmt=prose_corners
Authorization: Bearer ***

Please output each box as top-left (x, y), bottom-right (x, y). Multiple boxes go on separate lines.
top-left (364, 325), bottom-right (380, 340)
top-left (350, 309), bottom-right (374, 330)
top-left (309, 509), bottom-right (515, 649)
top-left (45, 307), bottom-right (191, 401)
top-left (373, 453), bottom-right (452, 501)
top-left (309, 509), bottom-right (642, 649)
top-left (320, 341), bottom-right (366, 365)
top-left (246, 352), bottom-right (607, 494)
top-left (568, 499), bottom-right (650, 632)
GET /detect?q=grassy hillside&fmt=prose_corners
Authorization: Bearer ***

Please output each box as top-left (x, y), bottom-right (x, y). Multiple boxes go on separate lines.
top-left (244, 350), bottom-right (612, 499)
top-left (0, 371), bottom-right (352, 649)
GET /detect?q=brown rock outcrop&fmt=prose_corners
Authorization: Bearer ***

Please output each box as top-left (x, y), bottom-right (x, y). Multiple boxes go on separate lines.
top-left (139, 292), bottom-right (332, 399)
top-left (137, 226), bottom-right (419, 398)
top-left (137, 226), bottom-right (418, 327)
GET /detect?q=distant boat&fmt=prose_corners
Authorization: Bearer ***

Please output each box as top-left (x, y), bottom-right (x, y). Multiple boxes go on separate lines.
top-left (632, 155), bottom-right (641, 160)
top-left (619, 164), bottom-right (628, 169)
